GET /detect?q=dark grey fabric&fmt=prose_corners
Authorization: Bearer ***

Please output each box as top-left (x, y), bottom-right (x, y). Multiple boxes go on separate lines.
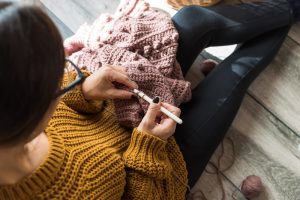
top-left (171, 1), bottom-right (293, 187)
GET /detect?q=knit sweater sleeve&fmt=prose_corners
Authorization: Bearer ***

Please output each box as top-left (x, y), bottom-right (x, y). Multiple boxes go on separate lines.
top-left (61, 72), bottom-right (104, 114)
top-left (122, 128), bottom-right (173, 199)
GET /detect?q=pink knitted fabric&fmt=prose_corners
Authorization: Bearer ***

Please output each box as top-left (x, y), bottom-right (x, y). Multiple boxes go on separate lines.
top-left (64, 0), bottom-right (192, 127)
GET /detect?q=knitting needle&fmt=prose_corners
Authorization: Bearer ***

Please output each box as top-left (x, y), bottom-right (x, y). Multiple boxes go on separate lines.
top-left (132, 89), bottom-right (183, 124)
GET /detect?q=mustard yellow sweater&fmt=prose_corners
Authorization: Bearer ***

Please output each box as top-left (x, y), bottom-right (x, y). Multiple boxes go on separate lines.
top-left (0, 76), bottom-right (188, 199)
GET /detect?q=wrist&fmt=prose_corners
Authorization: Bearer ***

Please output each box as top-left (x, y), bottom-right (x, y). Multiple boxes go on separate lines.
top-left (81, 80), bottom-right (94, 101)
top-left (136, 127), bottom-right (168, 141)
top-left (75, 70), bottom-right (94, 101)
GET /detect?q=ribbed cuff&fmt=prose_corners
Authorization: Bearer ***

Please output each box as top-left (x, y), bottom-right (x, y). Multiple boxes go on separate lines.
top-left (123, 128), bottom-right (170, 179)
top-left (61, 71), bottom-right (104, 113)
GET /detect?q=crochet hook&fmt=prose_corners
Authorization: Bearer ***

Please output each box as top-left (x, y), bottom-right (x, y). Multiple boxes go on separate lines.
top-left (133, 89), bottom-right (183, 124)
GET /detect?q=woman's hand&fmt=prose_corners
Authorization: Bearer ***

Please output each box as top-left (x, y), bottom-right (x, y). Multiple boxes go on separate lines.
top-left (137, 102), bottom-right (181, 140)
top-left (82, 65), bottom-right (138, 101)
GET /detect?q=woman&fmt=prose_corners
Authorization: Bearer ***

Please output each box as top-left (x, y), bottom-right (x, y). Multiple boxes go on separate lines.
top-left (0, 0), bottom-right (298, 199)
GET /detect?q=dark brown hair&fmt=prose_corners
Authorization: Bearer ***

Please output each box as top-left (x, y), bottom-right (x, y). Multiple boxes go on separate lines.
top-left (0, 2), bottom-right (65, 145)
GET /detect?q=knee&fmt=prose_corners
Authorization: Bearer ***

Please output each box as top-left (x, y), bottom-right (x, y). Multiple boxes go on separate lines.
top-left (173, 5), bottom-right (216, 28)
top-left (176, 5), bottom-right (206, 19)
top-left (178, 5), bottom-right (204, 14)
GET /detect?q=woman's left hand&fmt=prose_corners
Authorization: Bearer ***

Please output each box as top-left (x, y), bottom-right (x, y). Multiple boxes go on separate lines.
top-left (137, 102), bottom-right (181, 140)
top-left (82, 64), bottom-right (138, 101)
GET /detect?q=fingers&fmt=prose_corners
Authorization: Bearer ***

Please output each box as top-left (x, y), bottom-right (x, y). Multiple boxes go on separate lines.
top-left (157, 103), bottom-right (181, 129)
top-left (108, 68), bottom-right (138, 89)
top-left (106, 64), bottom-right (127, 75)
top-left (108, 89), bottom-right (133, 99)
top-left (103, 64), bottom-right (138, 89)
top-left (161, 102), bottom-right (181, 116)
top-left (143, 102), bottom-right (162, 125)
top-left (137, 102), bottom-right (179, 140)
top-left (112, 72), bottom-right (138, 89)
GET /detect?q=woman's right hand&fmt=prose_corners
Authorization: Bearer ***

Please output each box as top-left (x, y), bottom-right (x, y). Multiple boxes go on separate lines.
top-left (82, 64), bottom-right (138, 101)
top-left (137, 102), bottom-right (181, 141)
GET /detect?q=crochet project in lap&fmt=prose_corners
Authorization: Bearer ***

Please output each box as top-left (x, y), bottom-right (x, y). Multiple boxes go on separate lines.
top-left (64, 0), bottom-right (192, 127)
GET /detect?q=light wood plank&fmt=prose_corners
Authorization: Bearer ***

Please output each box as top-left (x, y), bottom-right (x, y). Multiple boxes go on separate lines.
top-left (43, 6), bottom-right (73, 39)
top-left (249, 37), bottom-right (300, 136)
top-left (190, 172), bottom-right (246, 200)
top-left (198, 45), bottom-right (300, 199)
top-left (41, 0), bottom-right (120, 33)
top-left (289, 23), bottom-right (300, 44)
top-left (207, 95), bottom-right (300, 200)
top-left (185, 54), bottom-right (206, 89)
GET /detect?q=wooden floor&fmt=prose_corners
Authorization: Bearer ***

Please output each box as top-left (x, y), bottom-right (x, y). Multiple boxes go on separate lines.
top-left (39, 0), bottom-right (300, 199)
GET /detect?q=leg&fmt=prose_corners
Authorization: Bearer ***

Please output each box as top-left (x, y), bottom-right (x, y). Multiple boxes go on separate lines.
top-left (174, 26), bottom-right (291, 187)
top-left (172, 0), bottom-right (293, 75)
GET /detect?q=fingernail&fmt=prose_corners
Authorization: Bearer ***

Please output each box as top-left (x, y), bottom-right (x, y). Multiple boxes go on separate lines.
top-left (130, 81), bottom-right (138, 89)
top-left (153, 96), bottom-right (160, 104)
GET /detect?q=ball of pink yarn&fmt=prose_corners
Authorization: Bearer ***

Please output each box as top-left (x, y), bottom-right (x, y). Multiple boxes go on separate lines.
top-left (241, 175), bottom-right (263, 199)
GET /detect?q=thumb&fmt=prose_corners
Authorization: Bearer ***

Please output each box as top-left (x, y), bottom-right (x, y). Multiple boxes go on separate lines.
top-left (143, 102), bottom-right (161, 124)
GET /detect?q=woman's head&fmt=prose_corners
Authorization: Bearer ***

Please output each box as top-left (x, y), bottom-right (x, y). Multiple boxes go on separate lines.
top-left (0, 2), bottom-right (65, 146)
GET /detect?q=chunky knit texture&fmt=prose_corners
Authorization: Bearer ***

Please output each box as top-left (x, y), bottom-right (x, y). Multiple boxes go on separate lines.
top-left (64, 0), bottom-right (192, 127)
top-left (0, 73), bottom-right (188, 199)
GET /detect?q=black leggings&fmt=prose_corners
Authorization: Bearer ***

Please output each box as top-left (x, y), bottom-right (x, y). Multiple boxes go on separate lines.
top-left (172, 0), bottom-right (293, 187)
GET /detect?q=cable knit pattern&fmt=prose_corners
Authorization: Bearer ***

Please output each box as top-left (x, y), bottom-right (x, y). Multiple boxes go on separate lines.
top-left (0, 73), bottom-right (188, 199)
top-left (64, 0), bottom-right (192, 127)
